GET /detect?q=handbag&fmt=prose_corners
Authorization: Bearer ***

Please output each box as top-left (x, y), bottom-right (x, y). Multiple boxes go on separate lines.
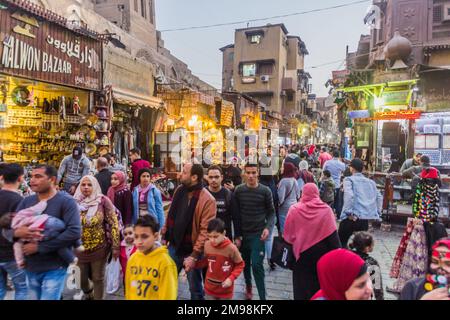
top-left (278, 180), bottom-right (297, 208)
top-left (271, 236), bottom-right (296, 270)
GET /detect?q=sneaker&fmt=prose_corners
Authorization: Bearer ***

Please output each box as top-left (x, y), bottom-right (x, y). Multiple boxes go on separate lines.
top-left (245, 285), bottom-right (253, 300)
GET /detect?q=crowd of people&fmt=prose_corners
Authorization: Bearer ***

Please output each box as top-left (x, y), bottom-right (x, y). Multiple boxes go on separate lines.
top-left (0, 144), bottom-right (448, 301)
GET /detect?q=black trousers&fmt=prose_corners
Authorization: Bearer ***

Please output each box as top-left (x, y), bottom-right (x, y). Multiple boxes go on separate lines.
top-left (338, 219), bottom-right (369, 248)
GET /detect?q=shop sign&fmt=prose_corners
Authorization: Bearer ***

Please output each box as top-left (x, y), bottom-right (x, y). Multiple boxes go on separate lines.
top-left (332, 70), bottom-right (350, 86)
top-left (105, 48), bottom-right (154, 100)
top-left (348, 110), bottom-right (370, 119)
top-left (0, 8), bottom-right (102, 90)
top-left (372, 110), bottom-right (421, 120)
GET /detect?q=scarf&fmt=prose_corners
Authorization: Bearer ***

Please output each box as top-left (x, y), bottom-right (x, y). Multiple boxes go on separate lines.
top-left (74, 175), bottom-right (103, 225)
top-left (299, 169), bottom-right (315, 184)
top-left (308, 145), bottom-right (316, 156)
top-left (107, 171), bottom-right (128, 204)
top-left (283, 162), bottom-right (297, 179)
top-left (137, 184), bottom-right (152, 203)
top-left (283, 183), bottom-right (337, 260)
top-left (164, 182), bottom-right (204, 257)
top-left (312, 249), bottom-right (366, 300)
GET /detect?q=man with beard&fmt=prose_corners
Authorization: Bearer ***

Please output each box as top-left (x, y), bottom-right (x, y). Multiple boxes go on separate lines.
top-left (162, 163), bottom-right (216, 300)
top-left (205, 165), bottom-right (241, 243)
top-left (57, 147), bottom-right (91, 194)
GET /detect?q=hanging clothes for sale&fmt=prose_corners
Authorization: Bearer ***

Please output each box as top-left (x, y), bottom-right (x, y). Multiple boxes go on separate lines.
top-left (412, 168), bottom-right (441, 223)
top-left (389, 167), bottom-right (447, 293)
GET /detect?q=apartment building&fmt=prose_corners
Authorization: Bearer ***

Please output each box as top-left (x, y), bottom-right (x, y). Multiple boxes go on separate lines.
top-left (220, 24), bottom-right (310, 117)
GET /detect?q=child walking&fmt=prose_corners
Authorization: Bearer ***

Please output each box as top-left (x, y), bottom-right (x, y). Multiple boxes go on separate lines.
top-left (349, 231), bottom-right (384, 300)
top-left (125, 215), bottom-right (177, 300)
top-left (119, 225), bottom-right (137, 282)
top-left (188, 218), bottom-right (245, 300)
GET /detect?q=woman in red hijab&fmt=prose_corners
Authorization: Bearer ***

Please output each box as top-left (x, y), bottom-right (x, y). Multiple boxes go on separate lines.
top-left (311, 249), bottom-right (373, 300)
top-left (283, 183), bottom-right (341, 300)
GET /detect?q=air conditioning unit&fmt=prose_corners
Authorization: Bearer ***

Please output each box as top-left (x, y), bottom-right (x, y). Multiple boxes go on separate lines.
top-left (444, 4), bottom-right (450, 21)
top-left (260, 75), bottom-right (270, 82)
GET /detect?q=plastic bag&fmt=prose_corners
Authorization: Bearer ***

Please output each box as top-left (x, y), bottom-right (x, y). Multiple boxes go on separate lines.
top-left (105, 258), bottom-right (121, 294)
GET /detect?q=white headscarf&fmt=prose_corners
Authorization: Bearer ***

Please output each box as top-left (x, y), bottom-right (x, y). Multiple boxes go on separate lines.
top-left (299, 160), bottom-right (309, 171)
top-left (73, 175), bottom-right (103, 224)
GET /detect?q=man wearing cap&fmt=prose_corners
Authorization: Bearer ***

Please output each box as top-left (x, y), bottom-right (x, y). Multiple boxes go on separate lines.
top-left (57, 147), bottom-right (91, 195)
top-left (338, 158), bottom-right (382, 247)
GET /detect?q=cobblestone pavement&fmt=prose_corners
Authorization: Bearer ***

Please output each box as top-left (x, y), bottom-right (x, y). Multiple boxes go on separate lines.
top-left (5, 224), bottom-right (408, 301)
top-left (175, 226), bottom-right (404, 301)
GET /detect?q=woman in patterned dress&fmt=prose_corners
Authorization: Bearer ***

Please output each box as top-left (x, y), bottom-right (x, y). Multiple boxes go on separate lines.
top-left (74, 175), bottom-right (120, 300)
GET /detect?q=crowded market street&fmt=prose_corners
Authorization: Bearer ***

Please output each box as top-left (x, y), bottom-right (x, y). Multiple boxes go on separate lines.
top-left (1, 0), bottom-right (450, 307)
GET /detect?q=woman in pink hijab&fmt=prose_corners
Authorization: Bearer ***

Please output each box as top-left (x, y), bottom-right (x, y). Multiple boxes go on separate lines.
top-left (283, 183), bottom-right (341, 300)
top-left (107, 171), bottom-right (133, 225)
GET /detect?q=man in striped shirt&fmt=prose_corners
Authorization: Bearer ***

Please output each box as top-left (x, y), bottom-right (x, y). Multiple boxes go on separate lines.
top-left (233, 163), bottom-right (275, 300)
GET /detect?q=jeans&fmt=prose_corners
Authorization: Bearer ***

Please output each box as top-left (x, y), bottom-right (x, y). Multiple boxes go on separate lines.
top-left (0, 260), bottom-right (28, 300)
top-left (241, 235), bottom-right (266, 300)
top-left (265, 225), bottom-right (275, 261)
top-left (168, 245), bottom-right (204, 300)
top-left (26, 267), bottom-right (68, 300)
top-left (338, 219), bottom-right (369, 248)
top-left (334, 188), bottom-right (342, 215)
top-left (278, 212), bottom-right (288, 235)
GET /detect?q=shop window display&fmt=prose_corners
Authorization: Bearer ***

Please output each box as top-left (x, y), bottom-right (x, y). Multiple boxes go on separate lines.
top-left (0, 76), bottom-right (101, 167)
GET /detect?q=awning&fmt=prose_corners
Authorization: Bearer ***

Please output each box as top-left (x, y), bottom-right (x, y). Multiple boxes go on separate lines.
top-left (112, 88), bottom-right (165, 109)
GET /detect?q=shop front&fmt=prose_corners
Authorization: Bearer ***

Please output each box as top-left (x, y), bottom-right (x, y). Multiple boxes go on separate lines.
top-left (0, 2), bottom-right (103, 166)
top-left (104, 47), bottom-right (164, 165)
top-left (338, 79), bottom-right (419, 171)
top-left (156, 88), bottom-right (222, 172)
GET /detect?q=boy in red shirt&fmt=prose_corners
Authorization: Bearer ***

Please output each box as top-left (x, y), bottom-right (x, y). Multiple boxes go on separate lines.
top-left (186, 218), bottom-right (244, 300)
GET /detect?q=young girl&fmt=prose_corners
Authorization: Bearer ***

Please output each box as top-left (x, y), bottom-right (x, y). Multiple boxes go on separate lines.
top-left (119, 225), bottom-right (137, 282)
top-left (107, 171), bottom-right (133, 225)
top-left (132, 168), bottom-right (165, 227)
top-left (349, 232), bottom-right (384, 300)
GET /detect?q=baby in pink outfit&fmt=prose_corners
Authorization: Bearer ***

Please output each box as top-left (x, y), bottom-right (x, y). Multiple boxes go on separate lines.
top-left (11, 201), bottom-right (82, 268)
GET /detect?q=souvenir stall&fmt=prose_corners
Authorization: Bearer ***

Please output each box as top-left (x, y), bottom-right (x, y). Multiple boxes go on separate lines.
top-left (156, 88), bottom-right (221, 172)
top-left (338, 79), bottom-right (419, 171)
top-left (0, 2), bottom-right (103, 166)
top-left (103, 46), bottom-right (165, 165)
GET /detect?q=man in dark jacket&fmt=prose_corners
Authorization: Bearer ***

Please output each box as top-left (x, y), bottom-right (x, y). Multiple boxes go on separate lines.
top-left (129, 148), bottom-right (151, 191)
top-left (94, 157), bottom-right (112, 195)
top-left (14, 165), bottom-right (81, 300)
